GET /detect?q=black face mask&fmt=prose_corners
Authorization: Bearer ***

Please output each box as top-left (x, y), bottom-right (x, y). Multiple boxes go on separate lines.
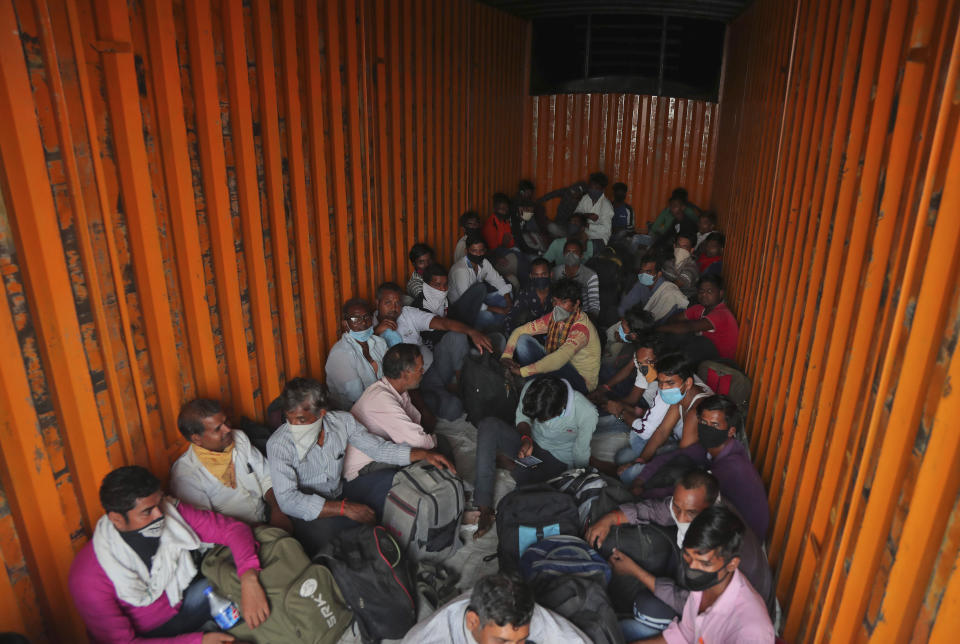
top-left (531, 276), bottom-right (551, 290)
top-left (698, 422), bottom-right (729, 449)
top-left (683, 560), bottom-right (729, 591)
top-left (568, 223), bottom-right (582, 235)
top-left (467, 253), bottom-right (485, 266)
top-left (638, 364), bottom-right (649, 376)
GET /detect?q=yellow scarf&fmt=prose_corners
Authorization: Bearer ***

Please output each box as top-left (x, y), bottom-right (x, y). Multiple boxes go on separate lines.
top-left (192, 443), bottom-right (236, 489)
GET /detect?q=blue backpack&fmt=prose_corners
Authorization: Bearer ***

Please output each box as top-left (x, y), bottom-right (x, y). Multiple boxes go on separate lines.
top-left (519, 534), bottom-right (612, 586)
top-left (495, 485), bottom-right (581, 572)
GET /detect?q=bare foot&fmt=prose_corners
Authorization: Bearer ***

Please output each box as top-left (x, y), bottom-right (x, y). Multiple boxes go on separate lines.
top-left (475, 507), bottom-right (496, 539)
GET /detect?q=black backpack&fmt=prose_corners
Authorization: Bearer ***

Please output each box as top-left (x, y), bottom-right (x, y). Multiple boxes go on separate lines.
top-left (598, 522), bottom-right (680, 616)
top-left (460, 352), bottom-right (520, 425)
top-left (531, 575), bottom-right (625, 644)
top-left (315, 525), bottom-right (416, 643)
top-left (495, 485), bottom-right (581, 572)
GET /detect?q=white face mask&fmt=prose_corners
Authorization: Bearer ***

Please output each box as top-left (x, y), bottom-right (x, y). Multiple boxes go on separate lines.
top-left (520, 209), bottom-right (534, 222)
top-left (674, 247), bottom-right (691, 265)
top-left (138, 516), bottom-right (165, 539)
top-left (422, 283), bottom-right (448, 316)
top-left (288, 417), bottom-right (324, 461)
top-left (669, 497), bottom-right (691, 549)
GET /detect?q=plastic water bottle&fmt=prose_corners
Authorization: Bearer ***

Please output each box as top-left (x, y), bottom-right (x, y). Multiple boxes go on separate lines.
top-left (204, 585), bottom-right (240, 629)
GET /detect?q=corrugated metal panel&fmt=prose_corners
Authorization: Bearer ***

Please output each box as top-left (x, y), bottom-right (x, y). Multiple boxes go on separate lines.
top-left (0, 0), bottom-right (526, 640)
top-left (714, 0), bottom-right (960, 641)
top-left (522, 93), bottom-right (718, 223)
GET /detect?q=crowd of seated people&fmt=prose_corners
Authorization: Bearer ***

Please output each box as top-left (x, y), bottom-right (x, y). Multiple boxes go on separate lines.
top-left (68, 176), bottom-right (783, 644)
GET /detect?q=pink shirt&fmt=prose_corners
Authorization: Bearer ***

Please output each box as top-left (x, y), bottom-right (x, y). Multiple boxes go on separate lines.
top-left (662, 568), bottom-right (774, 644)
top-left (684, 302), bottom-right (739, 360)
top-left (69, 502), bottom-right (261, 644)
top-left (344, 379), bottom-right (436, 480)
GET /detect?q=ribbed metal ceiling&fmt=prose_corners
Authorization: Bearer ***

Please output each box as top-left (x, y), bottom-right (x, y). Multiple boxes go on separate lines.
top-left (479, 0), bottom-right (752, 23)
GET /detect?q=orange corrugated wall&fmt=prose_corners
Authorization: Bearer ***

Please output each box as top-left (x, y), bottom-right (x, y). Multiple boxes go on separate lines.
top-left (521, 93), bottom-right (719, 223)
top-left (0, 0), bottom-right (525, 641)
top-left (714, 0), bottom-right (960, 641)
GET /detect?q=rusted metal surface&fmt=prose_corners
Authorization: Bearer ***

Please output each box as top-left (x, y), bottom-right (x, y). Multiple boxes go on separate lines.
top-left (715, 0), bottom-right (960, 641)
top-left (0, 0), bottom-right (525, 640)
top-left (522, 93), bottom-right (719, 225)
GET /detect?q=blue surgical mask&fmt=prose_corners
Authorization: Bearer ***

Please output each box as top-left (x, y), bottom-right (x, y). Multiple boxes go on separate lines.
top-left (660, 386), bottom-right (684, 405)
top-left (349, 327), bottom-right (374, 343)
top-left (617, 323), bottom-right (629, 342)
top-left (637, 272), bottom-right (655, 286)
top-left (381, 328), bottom-right (402, 347)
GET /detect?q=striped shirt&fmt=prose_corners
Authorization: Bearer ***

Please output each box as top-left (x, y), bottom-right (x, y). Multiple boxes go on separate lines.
top-left (551, 263), bottom-right (600, 315)
top-left (266, 410), bottom-right (411, 521)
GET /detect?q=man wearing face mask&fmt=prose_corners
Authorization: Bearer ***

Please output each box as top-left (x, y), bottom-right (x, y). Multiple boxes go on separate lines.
top-left (541, 181), bottom-right (587, 239)
top-left (660, 232), bottom-right (700, 301)
top-left (542, 212), bottom-right (593, 265)
top-left (500, 278), bottom-right (601, 395)
top-left (504, 258), bottom-right (553, 332)
top-left (447, 233), bottom-right (514, 331)
top-left (658, 274), bottom-right (738, 362)
top-left (627, 506), bottom-right (775, 644)
top-left (267, 377), bottom-right (455, 555)
top-left (575, 171), bottom-right (616, 254)
top-left (374, 280), bottom-right (493, 421)
top-left (629, 396), bottom-right (769, 540)
top-left (619, 254), bottom-right (690, 325)
top-left (454, 211), bottom-right (483, 263)
top-left (325, 298), bottom-right (390, 410)
top-left (586, 471), bottom-right (774, 640)
top-left (550, 238), bottom-right (600, 317)
top-left (70, 466), bottom-right (268, 644)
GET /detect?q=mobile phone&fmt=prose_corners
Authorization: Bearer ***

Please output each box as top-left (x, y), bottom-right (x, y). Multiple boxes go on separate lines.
top-left (513, 455), bottom-right (543, 468)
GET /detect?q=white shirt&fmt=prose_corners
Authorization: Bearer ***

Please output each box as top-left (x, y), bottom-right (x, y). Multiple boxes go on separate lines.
top-left (448, 256), bottom-right (512, 304)
top-left (400, 594), bottom-right (590, 644)
top-left (633, 375), bottom-right (712, 440)
top-left (575, 193), bottom-right (615, 243)
top-left (169, 430), bottom-right (271, 524)
top-left (394, 306), bottom-right (438, 370)
top-left (633, 371), bottom-right (661, 408)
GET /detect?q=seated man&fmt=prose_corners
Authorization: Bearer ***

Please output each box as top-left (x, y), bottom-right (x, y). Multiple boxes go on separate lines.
top-left (586, 471), bottom-right (774, 640)
top-left (483, 192), bottom-right (528, 286)
top-left (504, 257), bottom-right (552, 332)
top-left (374, 280), bottom-right (493, 420)
top-left (474, 376), bottom-right (598, 536)
top-left (550, 238), bottom-right (600, 318)
top-left (454, 210), bottom-right (482, 263)
top-left (694, 211), bottom-right (718, 250)
top-left (500, 278), bottom-right (601, 394)
top-left (541, 181), bottom-right (587, 239)
top-left (542, 212), bottom-right (593, 265)
top-left (69, 466), bottom-right (269, 643)
top-left (170, 398), bottom-right (291, 532)
top-left (447, 233), bottom-right (514, 331)
top-left (592, 333), bottom-right (662, 434)
top-left (624, 506), bottom-right (775, 643)
top-left (648, 187), bottom-right (699, 239)
top-left (630, 395), bottom-right (769, 539)
top-left (661, 232), bottom-right (699, 301)
top-left (657, 274), bottom-right (739, 362)
top-left (611, 181), bottom-right (636, 238)
top-left (406, 242), bottom-right (435, 301)
top-left (616, 354), bottom-right (713, 482)
top-left (575, 171), bottom-right (615, 254)
top-left (619, 254), bottom-right (689, 325)
top-left (267, 377), bottom-right (454, 555)
top-left (344, 344), bottom-right (453, 480)
top-left (401, 573), bottom-right (590, 643)
top-left (697, 231), bottom-right (724, 276)
top-left (325, 298), bottom-right (389, 410)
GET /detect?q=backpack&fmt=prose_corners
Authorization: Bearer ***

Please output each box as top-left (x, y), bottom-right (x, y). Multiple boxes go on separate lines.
top-left (698, 360), bottom-right (751, 414)
top-left (531, 575), bottom-right (625, 644)
top-left (315, 525), bottom-right (416, 643)
top-left (460, 352), bottom-right (521, 425)
top-left (642, 453), bottom-right (703, 492)
top-left (519, 534), bottom-right (612, 586)
top-left (495, 485), bottom-right (581, 572)
top-left (382, 461), bottom-right (465, 562)
top-left (586, 480), bottom-right (636, 528)
top-left (598, 523), bottom-right (681, 616)
top-left (201, 526), bottom-right (353, 644)
top-left (548, 468), bottom-right (627, 530)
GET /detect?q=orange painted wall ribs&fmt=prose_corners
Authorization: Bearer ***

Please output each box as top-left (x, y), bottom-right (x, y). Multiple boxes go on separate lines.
top-left (1, 0), bottom-right (959, 642)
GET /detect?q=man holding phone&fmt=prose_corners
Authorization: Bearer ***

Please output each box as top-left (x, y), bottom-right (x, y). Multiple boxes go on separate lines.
top-left (472, 376), bottom-right (599, 537)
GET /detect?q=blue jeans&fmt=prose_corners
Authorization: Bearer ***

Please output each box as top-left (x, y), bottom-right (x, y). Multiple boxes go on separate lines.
top-left (616, 431), bottom-right (649, 484)
top-left (475, 292), bottom-right (508, 332)
top-left (144, 575), bottom-right (214, 637)
top-left (513, 335), bottom-right (588, 394)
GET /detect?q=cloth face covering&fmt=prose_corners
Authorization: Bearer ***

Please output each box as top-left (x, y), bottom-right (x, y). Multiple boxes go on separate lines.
top-left (422, 283), bottom-right (448, 316)
top-left (192, 442), bottom-right (237, 488)
top-left (668, 497), bottom-right (692, 549)
top-left (289, 417), bottom-right (324, 460)
top-left (698, 422), bottom-right (729, 449)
